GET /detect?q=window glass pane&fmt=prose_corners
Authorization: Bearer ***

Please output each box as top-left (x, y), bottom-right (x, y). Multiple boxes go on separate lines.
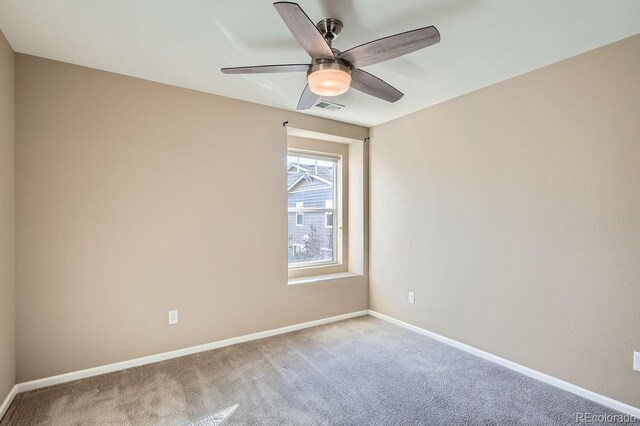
top-left (288, 153), bottom-right (336, 266)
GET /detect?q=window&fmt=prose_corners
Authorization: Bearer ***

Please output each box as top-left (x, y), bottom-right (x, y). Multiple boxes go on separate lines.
top-left (287, 151), bottom-right (339, 268)
top-left (325, 212), bottom-right (333, 228)
top-left (286, 129), bottom-right (365, 282)
top-left (295, 202), bottom-right (304, 226)
top-left (324, 200), bottom-right (333, 228)
top-left (290, 243), bottom-right (304, 256)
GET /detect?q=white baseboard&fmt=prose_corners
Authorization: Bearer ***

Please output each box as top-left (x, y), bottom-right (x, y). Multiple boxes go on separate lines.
top-left (0, 385), bottom-right (17, 421)
top-left (14, 310), bottom-right (369, 394)
top-left (368, 310), bottom-right (640, 418)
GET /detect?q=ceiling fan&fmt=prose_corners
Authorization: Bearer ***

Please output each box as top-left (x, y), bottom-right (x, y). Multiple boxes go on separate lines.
top-left (221, 2), bottom-right (440, 110)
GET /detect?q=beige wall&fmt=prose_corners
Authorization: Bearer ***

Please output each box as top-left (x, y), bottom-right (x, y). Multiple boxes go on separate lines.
top-left (0, 31), bottom-right (15, 403)
top-left (10, 29), bottom-right (638, 408)
top-left (369, 34), bottom-right (640, 407)
top-left (15, 54), bottom-right (368, 382)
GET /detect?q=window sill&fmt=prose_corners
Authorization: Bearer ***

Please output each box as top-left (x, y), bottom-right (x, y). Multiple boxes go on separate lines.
top-left (288, 272), bottom-right (363, 286)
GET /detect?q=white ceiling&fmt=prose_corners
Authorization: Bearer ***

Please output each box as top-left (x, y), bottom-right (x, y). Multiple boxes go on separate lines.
top-left (1, 0), bottom-right (639, 127)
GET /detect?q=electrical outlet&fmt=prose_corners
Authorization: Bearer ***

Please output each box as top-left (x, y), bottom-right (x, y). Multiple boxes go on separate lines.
top-left (634, 352), bottom-right (640, 372)
top-left (168, 309), bottom-right (179, 325)
top-left (408, 292), bottom-right (415, 304)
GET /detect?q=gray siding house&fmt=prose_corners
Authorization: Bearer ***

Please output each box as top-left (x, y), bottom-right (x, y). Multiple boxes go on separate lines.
top-left (287, 162), bottom-right (335, 264)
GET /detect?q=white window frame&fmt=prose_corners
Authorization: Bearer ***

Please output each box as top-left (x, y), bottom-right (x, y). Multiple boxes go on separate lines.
top-left (287, 149), bottom-right (340, 270)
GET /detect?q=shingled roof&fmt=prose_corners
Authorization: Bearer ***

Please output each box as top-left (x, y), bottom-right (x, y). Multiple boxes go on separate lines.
top-left (287, 163), bottom-right (334, 192)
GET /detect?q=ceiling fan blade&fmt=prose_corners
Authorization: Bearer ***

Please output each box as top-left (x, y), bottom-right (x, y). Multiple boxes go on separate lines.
top-left (221, 64), bottom-right (310, 74)
top-left (274, 2), bottom-right (335, 60)
top-left (297, 84), bottom-right (320, 110)
top-left (350, 69), bottom-right (403, 103)
top-left (339, 26), bottom-right (440, 68)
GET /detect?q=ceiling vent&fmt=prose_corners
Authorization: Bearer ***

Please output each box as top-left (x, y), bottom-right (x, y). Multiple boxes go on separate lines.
top-left (314, 100), bottom-right (345, 111)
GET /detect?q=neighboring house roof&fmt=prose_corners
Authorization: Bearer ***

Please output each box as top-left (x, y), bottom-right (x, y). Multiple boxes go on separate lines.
top-left (287, 163), bottom-right (333, 193)
top-left (287, 163), bottom-right (311, 174)
top-left (288, 163), bottom-right (333, 179)
top-left (287, 172), bottom-right (301, 187)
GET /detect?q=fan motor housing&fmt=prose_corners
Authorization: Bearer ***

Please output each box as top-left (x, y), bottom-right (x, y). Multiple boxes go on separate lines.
top-left (317, 18), bottom-right (343, 42)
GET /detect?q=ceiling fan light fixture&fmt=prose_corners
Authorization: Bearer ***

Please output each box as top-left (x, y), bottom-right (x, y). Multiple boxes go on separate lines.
top-left (222, 2), bottom-right (439, 109)
top-left (307, 63), bottom-right (351, 97)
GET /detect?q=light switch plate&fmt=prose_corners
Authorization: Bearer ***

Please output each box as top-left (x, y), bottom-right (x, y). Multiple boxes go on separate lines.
top-left (408, 292), bottom-right (415, 304)
top-left (634, 352), bottom-right (640, 372)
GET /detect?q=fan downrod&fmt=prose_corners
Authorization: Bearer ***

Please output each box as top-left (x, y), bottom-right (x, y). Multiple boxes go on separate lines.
top-left (316, 18), bottom-right (343, 45)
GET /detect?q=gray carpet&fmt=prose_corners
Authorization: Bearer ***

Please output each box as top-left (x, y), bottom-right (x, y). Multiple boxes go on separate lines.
top-left (1, 316), bottom-right (633, 425)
